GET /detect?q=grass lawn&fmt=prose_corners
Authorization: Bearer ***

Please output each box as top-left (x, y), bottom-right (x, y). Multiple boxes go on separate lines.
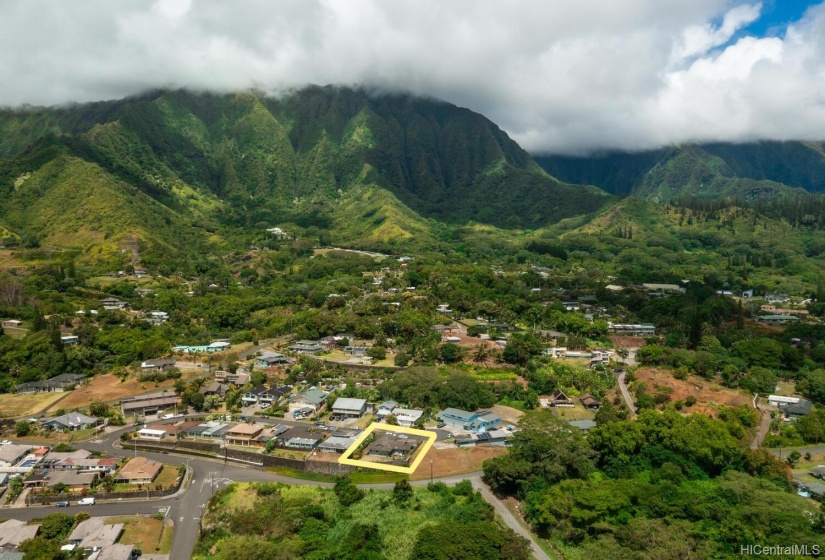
top-left (792, 451), bottom-right (825, 473)
top-left (151, 465), bottom-right (182, 489)
top-left (775, 380), bottom-right (798, 397)
top-left (0, 392), bottom-right (69, 418)
top-left (551, 404), bottom-right (596, 421)
top-left (106, 515), bottom-right (171, 554)
top-left (269, 448), bottom-right (311, 460)
top-left (3, 326), bottom-right (28, 339)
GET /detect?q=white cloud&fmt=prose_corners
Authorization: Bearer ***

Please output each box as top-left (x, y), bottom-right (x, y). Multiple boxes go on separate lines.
top-left (0, 0), bottom-right (824, 153)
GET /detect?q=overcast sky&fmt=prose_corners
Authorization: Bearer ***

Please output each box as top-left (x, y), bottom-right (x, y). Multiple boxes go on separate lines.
top-left (1, 0), bottom-right (824, 154)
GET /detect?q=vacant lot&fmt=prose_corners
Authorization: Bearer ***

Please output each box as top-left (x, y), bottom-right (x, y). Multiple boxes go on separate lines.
top-left (489, 404), bottom-right (524, 425)
top-left (0, 392), bottom-right (69, 419)
top-left (409, 446), bottom-right (507, 480)
top-left (106, 515), bottom-right (171, 554)
top-left (46, 369), bottom-right (200, 413)
top-left (635, 367), bottom-right (751, 417)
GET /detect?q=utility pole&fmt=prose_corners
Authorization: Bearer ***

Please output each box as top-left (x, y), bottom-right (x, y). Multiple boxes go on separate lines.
top-left (430, 459), bottom-right (433, 484)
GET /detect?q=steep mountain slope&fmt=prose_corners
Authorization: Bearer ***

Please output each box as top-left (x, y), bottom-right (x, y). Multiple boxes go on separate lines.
top-left (534, 141), bottom-right (825, 201)
top-left (0, 87), bottom-right (611, 259)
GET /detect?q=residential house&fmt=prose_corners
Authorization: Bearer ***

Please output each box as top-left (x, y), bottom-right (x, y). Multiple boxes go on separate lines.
top-left (121, 391), bottom-right (178, 417)
top-left (608, 323), bottom-right (656, 336)
top-left (278, 428), bottom-right (321, 450)
top-left (40, 450), bottom-right (94, 470)
top-left (318, 435), bottom-right (358, 453)
top-left (0, 444), bottom-right (30, 468)
top-left (39, 412), bottom-right (102, 432)
top-left (782, 399), bottom-right (813, 420)
top-left (100, 297), bottom-right (128, 310)
top-left (137, 428), bottom-right (169, 441)
top-left (642, 283), bottom-right (685, 295)
top-left (208, 341), bottom-right (231, 351)
top-left (343, 346), bottom-right (369, 357)
top-left (252, 424), bottom-right (290, 447)
top-left (287, 340), bottom-right (324, 355)
top-left (547, 390), bottom-right (574, 408)
top-left (15, 373), bottom-right (85, 394)
top-left (392, 408), bottom-right (424, 427)
top-left (141, 423), bottom-right (183, 440)
top-left (140, 358), bottom-right (176, 372)
top-left (580, 394), bottom-right (601, 410)
top-left (756, 314), bottom-right (800, 326)
top-left (568, 419), bottom-right (598, 433)
top-left (289, 387), bottom-right (328, 413)
top-left (199, 382), bottom-right (229, 398)
top-left (331, 397), bottom-right (368, 418)
top-left (68, 518), bottom-right (124, 549)
top-left (0, 519), bottom-right (40, 549)
top-left (143, 311), bottom-right (169, 325)
top-left (182, 420), bottom-right (234, 440)
top-left (366, 433), bottom-right (421, 457)
top-left (768, 395), bottom-right (800, 407)
top-left (260, 385), bottom-right (292, 404)
top-left (376, 401), bottom-right (398, 419)
top-left (54, 457), bottom-right (118, 474)
top-left (437, 408), bottom-right (502, 432)
top-left (256, 351), bottom-right (290, 367)
top-left (225, 423), bottom-right (265, 446)
top-left (44, 470), bottom-right (99, 490)
top-left (811, 466), bottom-right (825, 480)
top-left (241, 385), bottom-right (268, 406)
top-left (115, 457), bottom-right (162, 484)
top-left (455, 429), bottom-right (510, 448)
top-left (1, 320), bottom-right (22, 328)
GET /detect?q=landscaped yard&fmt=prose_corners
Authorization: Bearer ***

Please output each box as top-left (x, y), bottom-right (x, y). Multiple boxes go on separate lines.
top-left (105, 515), bottom-right (172, 554)
top-left (10, 426), bottom-right (101, 444)
top-left (0, 391), bottom-right (69, 418)
top-left (112, 464), bottom-right (182, 492)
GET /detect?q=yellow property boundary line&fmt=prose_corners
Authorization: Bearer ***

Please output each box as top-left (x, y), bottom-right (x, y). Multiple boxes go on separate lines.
top-left (338, 423), bottom-right (437, 474)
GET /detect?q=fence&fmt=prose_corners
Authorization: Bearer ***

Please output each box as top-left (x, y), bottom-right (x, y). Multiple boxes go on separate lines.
top-left (28, 468), bottom-right (186, 505)
top-left (122, 440), bottom-right (359, 476)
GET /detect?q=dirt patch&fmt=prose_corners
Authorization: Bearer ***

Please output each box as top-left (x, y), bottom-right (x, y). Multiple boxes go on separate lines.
top-left (489, 405), bottom-right (524, 425)
top-left (46, 371), bottom-right (197, 413)
top-left (610, 336), bottom-right (644, 350)
top-left (410, 446), bottom-right (507, 480)
top-left (0, 392), bottom-right (70, 418)
top-left (635, 367), bottom-right (751, 417)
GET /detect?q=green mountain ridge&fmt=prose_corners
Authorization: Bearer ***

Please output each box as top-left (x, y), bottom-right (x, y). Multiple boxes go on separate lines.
top-left (534, 141), bottom-right (825, 201)
top-left (0, 87), bottom-right (610, 260)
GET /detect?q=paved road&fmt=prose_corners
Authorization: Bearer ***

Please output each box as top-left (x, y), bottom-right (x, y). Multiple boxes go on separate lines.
top-left (617, 371), bottom-right (637, 419)
top-left (1, 423), bottom-right (490, 560)
top-left (471, 477), bottom-right (552, 560)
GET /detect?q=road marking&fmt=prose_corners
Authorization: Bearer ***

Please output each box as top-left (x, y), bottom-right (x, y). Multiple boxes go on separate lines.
top-left (179, 516), bottom-right (184, 522)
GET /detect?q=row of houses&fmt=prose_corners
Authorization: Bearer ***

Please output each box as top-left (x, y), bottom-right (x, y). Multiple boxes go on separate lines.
top-left (0, 516), bottom-right (138, 559)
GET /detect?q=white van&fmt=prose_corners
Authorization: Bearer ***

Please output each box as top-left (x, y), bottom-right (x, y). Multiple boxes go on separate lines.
top-left (78, 497), bottom-right (95, 506)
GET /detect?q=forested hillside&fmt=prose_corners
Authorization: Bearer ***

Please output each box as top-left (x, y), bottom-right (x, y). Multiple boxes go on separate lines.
top-left (534, 141), bottom-right (825, 201)
top-left (0, 87), bottom-right (610, 261)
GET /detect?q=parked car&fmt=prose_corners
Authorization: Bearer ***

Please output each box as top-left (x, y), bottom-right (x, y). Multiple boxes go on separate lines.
top-left (77, 497), bottom-right (95, 506)
top-left (436, 422), bottom-right (446, 428)
top-left (55, 501), bottom-right (70, 507)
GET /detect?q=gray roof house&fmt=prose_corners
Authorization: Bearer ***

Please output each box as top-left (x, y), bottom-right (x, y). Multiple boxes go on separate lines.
top-left (331, 397), bottom-right (368, 418)
top-left (39, 412), bottom-right (102, 432)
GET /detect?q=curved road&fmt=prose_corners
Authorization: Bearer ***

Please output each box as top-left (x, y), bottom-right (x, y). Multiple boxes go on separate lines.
top-left (2, 424), bottom-right (549, 560)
